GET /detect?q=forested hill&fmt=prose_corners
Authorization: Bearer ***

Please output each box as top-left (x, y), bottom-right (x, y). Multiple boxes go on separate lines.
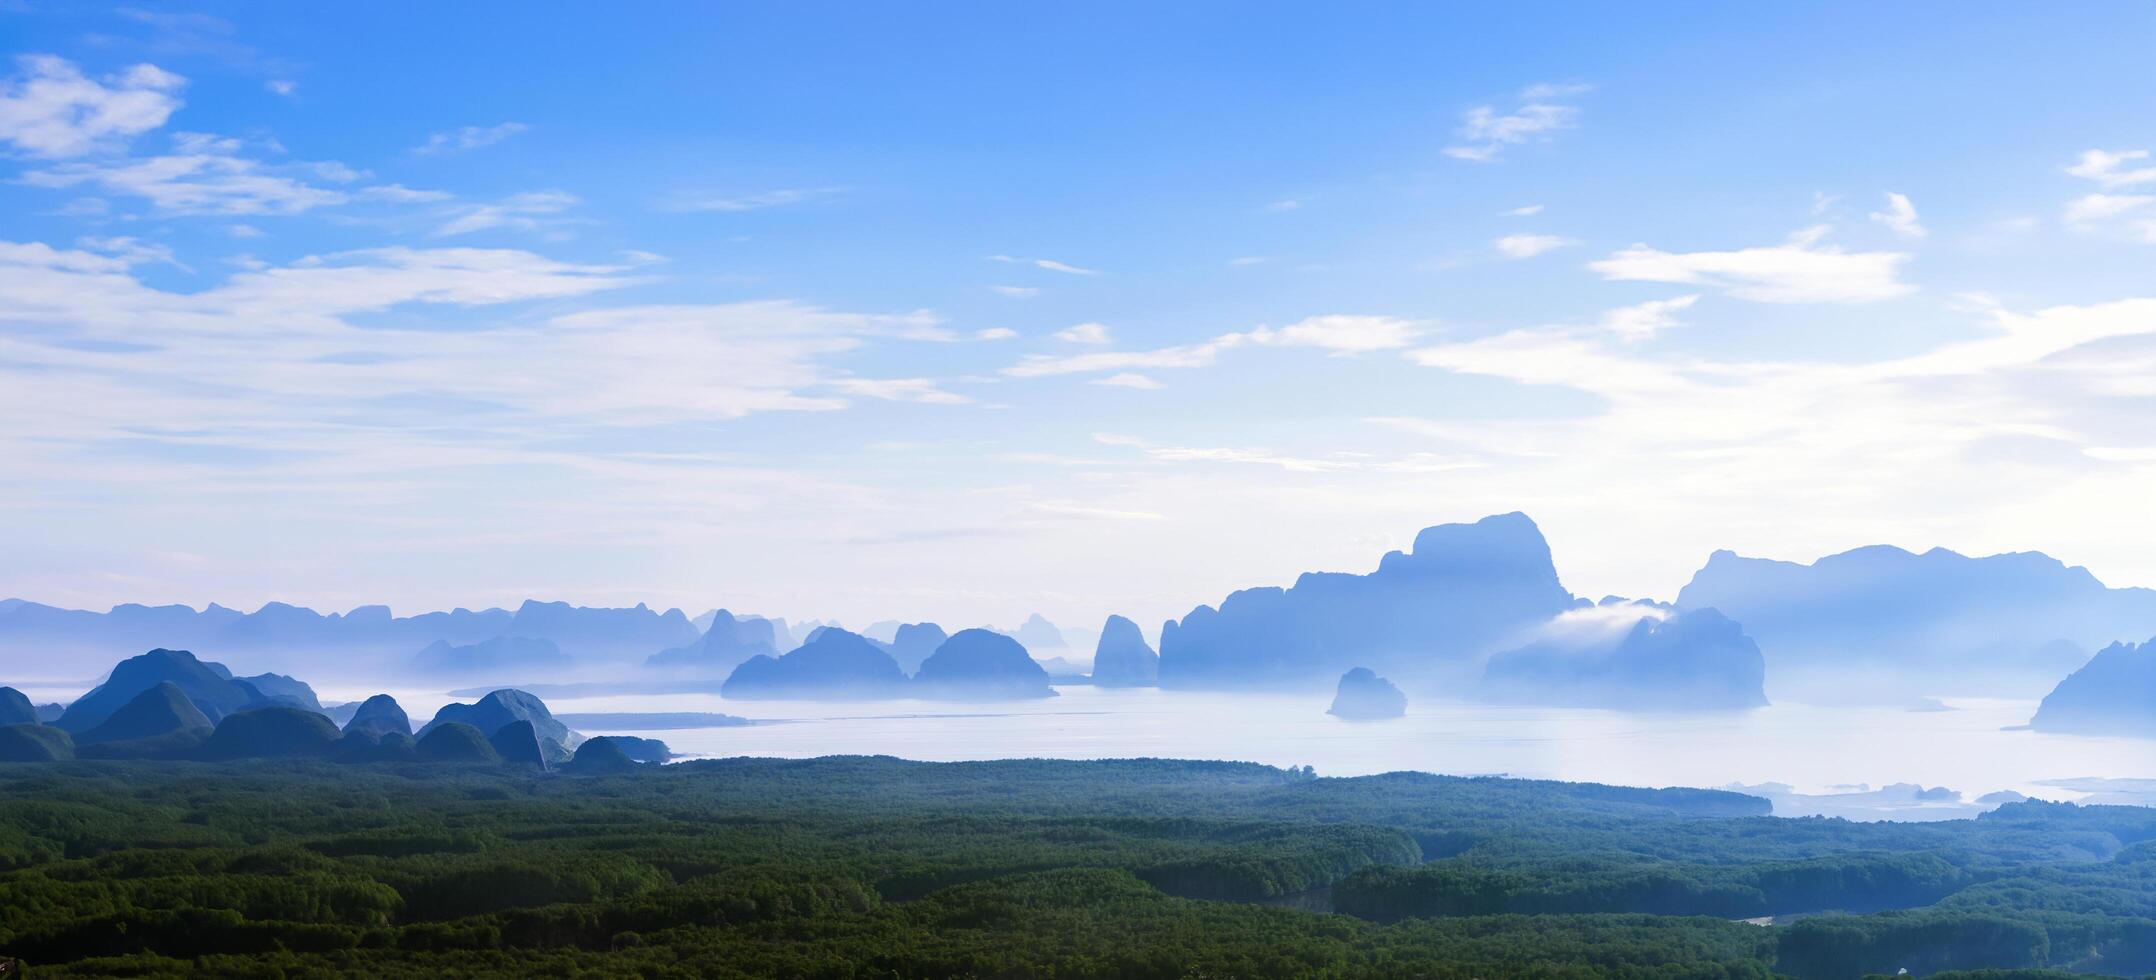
top-left (1, 757), bottom-right (2153, 977)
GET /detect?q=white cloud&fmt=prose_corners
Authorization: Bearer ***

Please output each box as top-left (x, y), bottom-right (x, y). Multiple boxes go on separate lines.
top-left (664, 187), bottom-right (844, 212)
top-left (1502, 204), bottom-right (1544, 217)
top-left (1054, 322), bottom-right (1113, 344)
top-left (434, 190), bottom-right (580, 236)
top-left (265, 79), bottom-right (297, 98)
top-left (1495, 233), bottom-right (1579, 258)
top-left (1228, 256), bottom-right (1269, 267)
top-left (2066, 149), bottom-right (2156, 189)
top-left (988, 285), bottom-right (1039, 298)
top-left (412, 122), bottom-right (528, 155)
top-left (1265, 199), bottom-right (1302, 212)
top-left (1589, 226), bottom-right (1914, 303)
top-left (0, 55), bottom-right (184, 158)
top-left (22, 133), bottom-right (352, 215)
top-left (974, 327), bottom-right (1019, 341)
top-left (2061, 150), bottom-right (2156, 243)
top-left (1869, 192), bottom-right (1927, 238)
top-left (830, 377), bottom-right (970, 404)
top-left (1091, 372), bottom-right (1161, 389)
top-left (1007, 314), bottom-right (1419, 378)
top-left (990, 254), bottom-right (1098, 275)
top-left (1599, 295), bottom-right (1700, 341)
top-left (1245, 314), bottom-right (1422, 353)
top-left (1444, 83), bottom-right (1588, 162)
top-left (360, 183), bottom-right (454, 203)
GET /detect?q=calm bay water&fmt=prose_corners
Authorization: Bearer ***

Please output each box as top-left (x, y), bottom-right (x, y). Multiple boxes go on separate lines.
top-left (309, 684), bottom-right (2156, 821)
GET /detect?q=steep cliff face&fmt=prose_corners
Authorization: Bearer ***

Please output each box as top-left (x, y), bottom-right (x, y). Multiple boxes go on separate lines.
top-left (2030, 637), bottom-right (2156, 737)
top-left (1159, 513), bottom-right (1576, 690)
top-left (1090, 615), bottom-right (1159, 687)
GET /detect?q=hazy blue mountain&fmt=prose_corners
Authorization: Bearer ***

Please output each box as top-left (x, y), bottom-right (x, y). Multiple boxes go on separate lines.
top-left (342, 694), bottom-right (411, 738)
top-left (1676, 544), bottom-right (2156, 701)
top-left (606, 735), bottom-right (672, 762)
top-left (488, 719), bottom-right (551, 768)
top-left (564, 736), bottom-right (641, 774)
top-left (414, 722), bottom-right (501, 764)
top-left (1034, 656), bottom-right (1092, 683)
top-left (414, 635), bottom-right (570, 676)
top-left (499, 600), bottom-right (699, 660)
top-left (0, 724), bottom-right (73, 762)
top-left (34, 702), bottom-right (61, 723)
top-left (1159, 513), bottom-right (1578, 690)
top-left (721, 628), bottom-right (908, 700)
top-left (418, 689), bottom-right (579, 750)
top-left (235, 672), bottom-right (322, 712)
top-left (75, 681), bottom-right (215, 758)
top-left (0, 600), bottom-right (513, 669)
top-left (646, 609), bottom-right (779, 673)
top-left (1479, 607), bottom-right (1769, 711)
top-left (1000, 613), bottom-right (1070, 653)
top-left (197, 706), bottom-right (342, 760)
top-left (886, 622), bottom-right (949, 674)
top-left (1090, 615), bottom-right (1159, 687)
top-left (1328, 667), bottom-right (1406, 720)
top-left (913, 629), bottom-right (1056, 700)
top-left (332, 729), bottom-right (416, 763)
top-left (2030, 637), bottom-right (2156, 737)
top-left (55, 649), bottom-right (259, 731)
top-left (0, 686), bottom-right (36, 726)
top-left (862, 620), bottom-right (903, 643)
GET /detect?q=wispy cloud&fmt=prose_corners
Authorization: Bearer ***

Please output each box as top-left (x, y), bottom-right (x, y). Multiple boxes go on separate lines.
top-left (829, 377), bottom-right (970, 404)
top-left (2063, 149), bottom-right (2156, 243)
top-left (1589, 226), bottom-right (1914, 303)
top-left (412, 121), bottom-right (529, 155)
top-left (988, 285), bottom-right (1039, 298)
top-left (1006, 314), bottom-right (1421, 378)
top-left (434, 190), bottom-right (581, 236)
top-left (23, 132), bottom-right (352, 215)
top-left (1054, 322), bottom-right (1113, 344)
top-left (0, 55), bottom-right (184, 158)
top-left (1869, 192), bottom-right (1927, 238)
top-left (1090, 372), bottom-right (1161, 389)
top-left (664, 187), bottom-right (845, 212)
top-left (2066, 149), bottom-right (2156, 189)
top-left (990, 254), bottom-right (1099, 275)
top-left (1444, 82), bottom-right (1590, 162)
top-left (1495, 233), bottom-right (1579, 258)
top-left (974, 327), bottom-right (1019, 341)
top-left (1600, 295), bottom-right (1699, 341)
top-left (1502, 204), bottom-right (1545, 217)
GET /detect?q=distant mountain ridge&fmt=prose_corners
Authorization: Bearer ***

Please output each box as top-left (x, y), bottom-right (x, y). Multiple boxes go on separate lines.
top-left (0, 597), bottom-right (700, 674)
top-left (1159, 513), bottom-right (1578, 690)
top-left (1677, 544), bottom-right (2156, 701)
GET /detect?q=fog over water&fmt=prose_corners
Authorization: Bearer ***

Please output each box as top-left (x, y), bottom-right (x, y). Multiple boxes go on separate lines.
top-left (195, 683), bottom-right (2153, 822)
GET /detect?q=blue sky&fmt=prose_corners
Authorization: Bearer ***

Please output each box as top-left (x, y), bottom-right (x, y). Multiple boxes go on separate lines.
top-left (3, 2), bottom-right (2155, 630)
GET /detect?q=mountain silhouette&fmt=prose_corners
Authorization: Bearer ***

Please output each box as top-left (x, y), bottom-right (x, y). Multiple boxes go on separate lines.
top-left (721, 628), bottom-right (908, 700)
top-left (197, 706), bottom-right (343, 760)
top-left (414, 722), bottom-right (502, 764)
top-left (0, 686), bottom-right (36, 726)
top-left (74, 681), bottom-right (214, 758)
top-left (0, 724), bottom-right (73, 762)
top-left (413, 635), bottom-right (570, 675)
top-left (1677, 544), bottom-right (2156, 701)
top-left (342, 694), bottom-right (412, 738)
top-left (1159, 513), bottom-right (1577, 690)
top-left (418, 689), bottom-right (578, 754)
top-left (886, 622), bottom-right (949, 673)
top-left (912, 629), bottom-right (1056, 700)
top-left (1090, 615), bottom-right (1158, 687)
top-left (1327, 667), bottom-right (1407, 720)
top-left (55, 649), bottom-right (259, 731)
top-left (2029, 636), bottom-right (2156, 736)
top-left (1000, 613), bottom-right (1070, 653)
top-left (646, 609), bottom-right (779, 674)
top-left (488, 719), bottom-right (551, 768)
top-left (1479, 606), bottom-right (1769, 711)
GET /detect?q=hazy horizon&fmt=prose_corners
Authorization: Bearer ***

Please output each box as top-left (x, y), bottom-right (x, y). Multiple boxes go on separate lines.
top-left (6, 4), bottom-right (2156, 631)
